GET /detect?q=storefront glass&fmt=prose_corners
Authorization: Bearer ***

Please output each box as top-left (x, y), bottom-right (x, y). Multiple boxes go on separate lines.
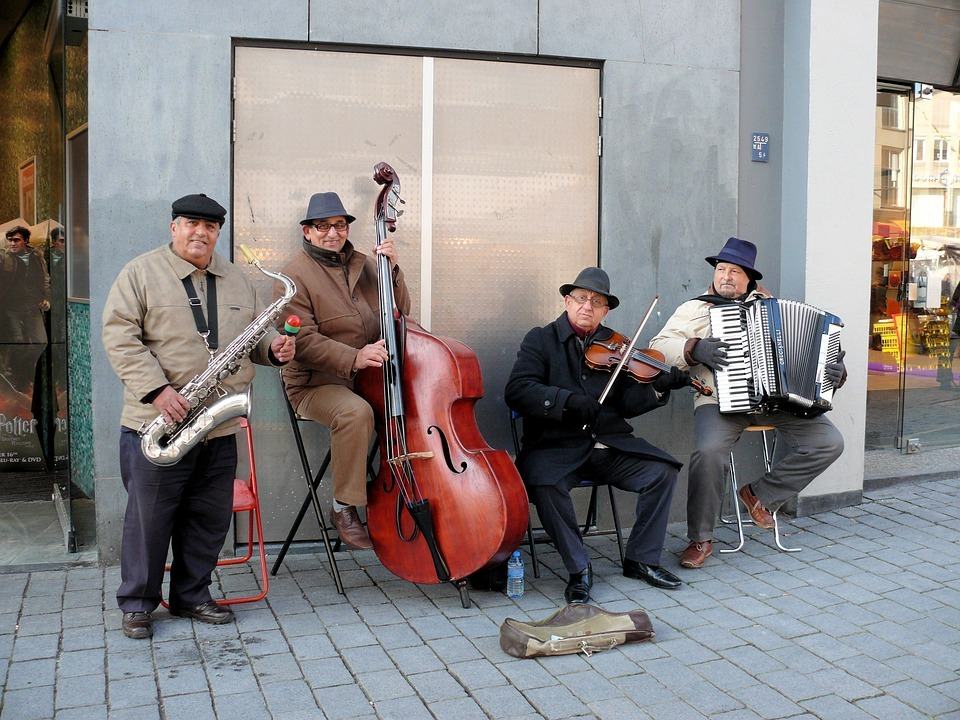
top-left (868, 86), bottom-right (960, 451)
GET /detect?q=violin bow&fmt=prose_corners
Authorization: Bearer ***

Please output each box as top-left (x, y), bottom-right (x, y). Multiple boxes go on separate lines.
top-left (595, 295), bottom-right (659, 408)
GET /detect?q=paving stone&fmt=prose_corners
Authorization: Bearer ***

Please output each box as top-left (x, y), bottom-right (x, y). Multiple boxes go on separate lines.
top-left (855, 694), bottom-right (930, 720)
top-left (836, 654), bottom-right (909, 686)
top-left (728, 684), bottom-right (802, 720)
top-left (55, 671), bottom-right (106, 708)
top-left (558, 669), bottom-right (621, 703)
top-left (427, 636), bottom-right (483, 664)
top-left (156, 663), bottom-right (209, 696)
top-left (447, 658), bottom-right (506, 690)
top-left (212, 690), bottom-right (272, 720)
top-left (643, 699), bottom-right (709, 719)
top-left (341, 644), bottom-right (395, 673)
top-left (261, 678), bottom-right (322, 715)
top-left (314, 681), bottom-right (376, 719)
top-left (371, 694), bottom-right (434, 720)
top-left (884, 678), bottom-right (960, 716)
top-left (498, 658), bottom-right (563, 690)
top-left (13, 633), bottom-right (60, 661)
top-left (6, 657), bottom-right (56, 689)
top-left (693, 658), bottom-right (758, 691)
top-left (0, 685), bottom-right (55, 720)
top-left (472, 685), bottom-right (536, 718)
top-left (160, 692), bottom-right (216, 720)
top-left (613, 673), bottom-right (675, 706)
top-left (108, 676), bottom-right (159, 709)
top-left (805, 667), bottom-right (882, 702)
top-left (385, 644), bottom-right (444, 674)
top-left (423, 696), bottom-right (488, 720)
top-left (356, 668), bottom-right (415, 701)
top-left (524, 684), bottom-right (589, 718)
top-left (327, 622), bottom-right (377, 650)
top-left (54, 704), bottom-right (108, 720)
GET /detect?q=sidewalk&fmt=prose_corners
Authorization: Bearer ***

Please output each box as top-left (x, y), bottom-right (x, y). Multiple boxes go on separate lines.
top-left (2, 476), bottom-right (959, 720)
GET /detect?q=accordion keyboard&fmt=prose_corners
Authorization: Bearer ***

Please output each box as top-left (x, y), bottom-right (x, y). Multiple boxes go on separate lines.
top-left (709, 305), bottom-right (754, 412)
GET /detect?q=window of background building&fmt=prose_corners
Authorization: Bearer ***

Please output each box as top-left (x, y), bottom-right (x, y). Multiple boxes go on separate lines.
top-left (915, 138), bottom-right (925, 162)
top-left (934, 137), bottom-right (949, 162)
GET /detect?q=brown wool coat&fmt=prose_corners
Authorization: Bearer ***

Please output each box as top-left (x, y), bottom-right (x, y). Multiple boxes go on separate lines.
top-left (274, 240), bottom-right (411, 408)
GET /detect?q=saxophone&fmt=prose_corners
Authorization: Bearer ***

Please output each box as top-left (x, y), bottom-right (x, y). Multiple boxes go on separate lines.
top-left (140, 245), bottom-right (296, 466)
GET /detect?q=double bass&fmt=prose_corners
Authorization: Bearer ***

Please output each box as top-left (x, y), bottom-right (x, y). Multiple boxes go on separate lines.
top-left (355, 162), bottom-right (529, 606)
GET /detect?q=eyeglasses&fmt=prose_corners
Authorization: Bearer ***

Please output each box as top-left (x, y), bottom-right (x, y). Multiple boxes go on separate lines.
top-left (311, 220), bottom-right (349, 233)
top-left (567, 293), bottom-right (608, 309)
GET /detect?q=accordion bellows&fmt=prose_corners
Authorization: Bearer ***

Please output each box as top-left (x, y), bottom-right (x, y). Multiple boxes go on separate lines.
top-left (710, 298), bottom-right (844, 417)
top-left (500, 604), bottom-right (654, 658)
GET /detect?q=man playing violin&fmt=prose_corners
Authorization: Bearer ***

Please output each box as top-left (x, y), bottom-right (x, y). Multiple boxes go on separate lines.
top-left (275, 192), bottom-right (410, 549)
top-left (506, 267), bottom-right (692, 604)
top-left (649, 237), bottom-right (846, 569)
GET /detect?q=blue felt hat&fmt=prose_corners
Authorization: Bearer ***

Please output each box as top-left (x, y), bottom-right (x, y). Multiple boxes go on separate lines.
top-left (300, 192), bottom-right (356, 225)
top-left (705, 237), bottom-right (763, 280)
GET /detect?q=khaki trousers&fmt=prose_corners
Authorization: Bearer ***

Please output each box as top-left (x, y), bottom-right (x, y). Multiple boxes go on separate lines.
top-left (295, 384), bottom-right (374, 508)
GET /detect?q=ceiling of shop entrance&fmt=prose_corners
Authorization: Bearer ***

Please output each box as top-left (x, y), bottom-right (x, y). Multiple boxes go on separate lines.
top-left (0, 0), bottom-right (31, 53)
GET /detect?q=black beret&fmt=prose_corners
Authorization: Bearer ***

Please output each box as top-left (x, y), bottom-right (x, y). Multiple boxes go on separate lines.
top-left (171, 193), bottom-right (227, 226)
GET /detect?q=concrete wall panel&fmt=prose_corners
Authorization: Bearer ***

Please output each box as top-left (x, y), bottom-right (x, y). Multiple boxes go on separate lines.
top-left (309, 0), bottom-right (538, 53)
top-left (89, 30), bottom-right (235, 560)
top-left (90, 0), bottom-right (308, 40)
top-left (539, 0), bottom-right (644, 61)
top-left (639, 0), bottom-right (740, 71)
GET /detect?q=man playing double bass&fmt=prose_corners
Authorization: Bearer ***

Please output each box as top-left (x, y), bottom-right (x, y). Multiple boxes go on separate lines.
top-left (505, 267), bottom-right (691, 604)
top-left (275, 192), bottom-right (410, 549)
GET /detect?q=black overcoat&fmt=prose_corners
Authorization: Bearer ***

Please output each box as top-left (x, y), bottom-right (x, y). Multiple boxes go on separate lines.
top-left (505, 313), bottom-right (681, 487)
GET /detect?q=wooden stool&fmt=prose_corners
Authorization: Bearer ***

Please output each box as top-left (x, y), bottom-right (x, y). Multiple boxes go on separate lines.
top-left (719, 425), bottom-right (800, 554)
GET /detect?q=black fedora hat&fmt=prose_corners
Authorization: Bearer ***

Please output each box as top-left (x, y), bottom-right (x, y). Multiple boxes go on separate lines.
top-left (171, 193), bottom-right (227, 226)
top-left (559, 266), bottom-right (619, 310)
top-left (300, 192), bottom-right (356, 225)
top-left (705, 237), bottom-right (763, 280)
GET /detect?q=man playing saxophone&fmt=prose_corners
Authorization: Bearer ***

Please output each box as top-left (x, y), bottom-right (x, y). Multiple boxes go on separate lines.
top-left (102, 194), bottom-right (295, 640)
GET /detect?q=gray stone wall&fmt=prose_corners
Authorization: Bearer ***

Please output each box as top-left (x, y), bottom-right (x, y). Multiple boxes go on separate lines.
top-left (89, 0), bottom-right (744, 560)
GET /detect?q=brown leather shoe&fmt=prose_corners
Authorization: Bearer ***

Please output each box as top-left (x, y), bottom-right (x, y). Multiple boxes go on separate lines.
top-left (121, 611), bottom-right (153, 639)
top-left (330, 506), bottom-right (374, 550)
top-left (737, 484), bottom-right (774, 529)
top-left (680, 541), bottom-right (713, 568)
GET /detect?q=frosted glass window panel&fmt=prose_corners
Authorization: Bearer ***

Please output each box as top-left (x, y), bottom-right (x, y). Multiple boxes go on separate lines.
top-left (431, 59), bottom-right (600, 445)
top-left (233, 47), bottom-right (422, 542)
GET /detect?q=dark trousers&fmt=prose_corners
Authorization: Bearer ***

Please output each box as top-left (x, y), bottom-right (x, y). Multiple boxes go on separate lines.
top-left (117, 428), bottom-right (237, 613)
top-left (528, 448), bottom-right (677, 575)
top-left (686, 404), bottom-right (844, 542)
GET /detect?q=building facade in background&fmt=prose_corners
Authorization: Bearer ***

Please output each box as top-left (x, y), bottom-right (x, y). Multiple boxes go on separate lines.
top-left (0, 0), bottom-right (956, 566)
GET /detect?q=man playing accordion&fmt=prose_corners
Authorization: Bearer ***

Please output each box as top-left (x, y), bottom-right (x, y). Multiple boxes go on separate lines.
top-left (649, 237), bottom-right (847, 569)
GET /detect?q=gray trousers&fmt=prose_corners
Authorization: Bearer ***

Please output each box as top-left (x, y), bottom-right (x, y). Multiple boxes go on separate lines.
top-left (528, 448), bottom-right (677, 575)
top-left (686, 404), bottom-right (844, 542)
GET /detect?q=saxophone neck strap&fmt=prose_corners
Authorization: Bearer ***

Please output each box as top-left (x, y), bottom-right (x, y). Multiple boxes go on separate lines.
top-left (181, 274), bottom-right (218, 352)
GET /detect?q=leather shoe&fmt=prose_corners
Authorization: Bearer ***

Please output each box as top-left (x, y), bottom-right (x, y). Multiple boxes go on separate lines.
top-left (330, 506), bottom-right (374, 550)
top-left (623, 558), bottom-right (682, 590)
top-left (679, 541), bottom-right (713, 569)
top-left (738, 484), bottom-right (775, 529)
top-left (170, 601), bottom-right (234, 625)
top-left (121, 611), bottom-right (153, 639)
top-left (564, 563), bottom-right (592, 604)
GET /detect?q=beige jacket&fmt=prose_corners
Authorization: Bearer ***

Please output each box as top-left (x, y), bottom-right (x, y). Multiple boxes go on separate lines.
top-left (649, 287), bottom-right (769, 409)
top-left (102, 243), bottom-right (279, 436)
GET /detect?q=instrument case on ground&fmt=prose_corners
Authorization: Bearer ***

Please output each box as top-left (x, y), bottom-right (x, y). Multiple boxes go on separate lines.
top-left (499, 603), bottom-right (654, 658)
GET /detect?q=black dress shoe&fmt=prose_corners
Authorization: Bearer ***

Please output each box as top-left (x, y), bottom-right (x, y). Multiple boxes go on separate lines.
top-left (623, 558), bottom-right (682, 590)
top-left (122, 611), bottom-right (153, 639)
top-left (170, 601), bottom-right (235, 625)
top-left (564, 563), bottom-right (593, 604)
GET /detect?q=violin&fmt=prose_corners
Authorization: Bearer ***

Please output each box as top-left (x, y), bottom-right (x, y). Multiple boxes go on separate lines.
top-left (355, 162), bottom-right (529, 607)
top-left (585, 330), bottom-right (713, 396)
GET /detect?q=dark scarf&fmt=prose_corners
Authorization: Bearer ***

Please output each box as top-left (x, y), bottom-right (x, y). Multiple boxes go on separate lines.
top-left (302, 238), bottom-right (354, 267)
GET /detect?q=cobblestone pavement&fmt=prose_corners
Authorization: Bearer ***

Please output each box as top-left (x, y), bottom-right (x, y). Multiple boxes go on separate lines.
top-left (2, 477), bottom-right (960, 720)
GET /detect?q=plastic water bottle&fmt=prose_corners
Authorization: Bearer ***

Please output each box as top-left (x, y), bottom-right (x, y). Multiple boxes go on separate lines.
top-left (506, 550), bottom-right (524, 600)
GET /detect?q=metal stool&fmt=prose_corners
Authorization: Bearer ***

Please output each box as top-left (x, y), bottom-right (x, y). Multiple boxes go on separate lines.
top-left (720, 425), bottom-right (800, 554)
top-left (161, 417), bottom-right (269, 607)
top-left (270, 383), bottom-right (345, 595)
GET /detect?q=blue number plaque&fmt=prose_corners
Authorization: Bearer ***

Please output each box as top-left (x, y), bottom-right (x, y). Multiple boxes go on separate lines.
top-left (751, 132), bottom-right (769, 163)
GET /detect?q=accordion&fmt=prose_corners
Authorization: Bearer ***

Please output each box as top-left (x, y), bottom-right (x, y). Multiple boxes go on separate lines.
top-left (709, 298), bottom-right (843, 417)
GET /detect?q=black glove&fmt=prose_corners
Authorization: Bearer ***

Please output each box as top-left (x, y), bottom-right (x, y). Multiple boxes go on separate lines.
top-left (691, 336), bottom-right (730, 369)
top-left (652, 366), bottom-right (691, 393)
top-left (565, 394), bottom-right (602, 426)
top-left (824, 349), bottom-right (846, 387)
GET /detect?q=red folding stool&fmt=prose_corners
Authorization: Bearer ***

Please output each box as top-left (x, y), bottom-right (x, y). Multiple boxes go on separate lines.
top-left (161, 416), bottom-right (269, 607)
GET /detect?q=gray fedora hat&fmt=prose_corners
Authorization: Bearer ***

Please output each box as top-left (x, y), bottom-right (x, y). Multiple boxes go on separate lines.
top-left (300, 192), bottom-right (357, 225)
top-left (559, 266), bottom-right (619, 310)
